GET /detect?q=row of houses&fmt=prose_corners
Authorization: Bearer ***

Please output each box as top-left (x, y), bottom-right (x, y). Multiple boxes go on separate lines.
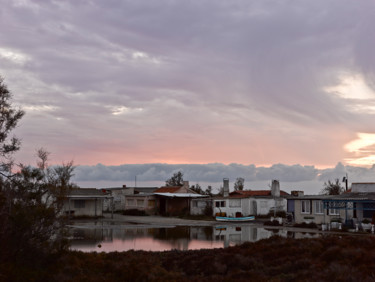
top-left (61, 179), bottom-right (375, 227)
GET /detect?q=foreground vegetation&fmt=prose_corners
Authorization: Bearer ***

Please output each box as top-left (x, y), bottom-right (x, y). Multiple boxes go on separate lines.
top-left (2, 235), bottom-right (375, 281)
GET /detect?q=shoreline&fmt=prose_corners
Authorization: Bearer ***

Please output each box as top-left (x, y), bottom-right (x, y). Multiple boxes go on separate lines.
top-left (67, 213), bottom-right (374, 237)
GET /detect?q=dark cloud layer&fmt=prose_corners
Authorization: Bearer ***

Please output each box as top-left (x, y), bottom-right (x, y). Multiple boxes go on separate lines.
top-left (73, 162), bottom-right (375, 191)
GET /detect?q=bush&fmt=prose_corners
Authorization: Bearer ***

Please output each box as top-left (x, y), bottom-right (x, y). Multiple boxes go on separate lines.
top-left (264, 220), bottom-right (281, 226)
top-left (293, 222), bottom-right (318, 229)
top-left (267, 210), bottom-right (286, 218)
top-left (123, 209), bottom-right (147, 216)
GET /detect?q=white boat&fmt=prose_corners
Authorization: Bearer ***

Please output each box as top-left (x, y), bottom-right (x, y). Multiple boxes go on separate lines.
top-left (215, 216), bottom-right (255, 222)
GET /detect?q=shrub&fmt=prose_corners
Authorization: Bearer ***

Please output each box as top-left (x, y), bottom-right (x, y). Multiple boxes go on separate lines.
top-left (122, 209), bottom-right (147, 216)
top-left (264, 220), bottom-right (281, 226)
top-left (267, 210), bottom-right (286, 218)
top-left (293, 222), bottom-right (318, 229)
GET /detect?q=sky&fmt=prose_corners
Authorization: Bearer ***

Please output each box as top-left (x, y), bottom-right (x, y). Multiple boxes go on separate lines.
top-left (1, 0), bottom-right (375, 194)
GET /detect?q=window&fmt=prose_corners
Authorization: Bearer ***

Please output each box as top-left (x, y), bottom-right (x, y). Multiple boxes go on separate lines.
top-left (137, 199), bottom-right (144, 207)
top-left (314, 201), bottom-right (323, 214)
top-left (215, 201), bottom-right (226, 207)
top-left (74, 200), bottom-right (85, 209)
top-left (127, 199), bottom-right (135, 206)
top-left (229, 199), bottom-right (241, 207)
top-left (192, 201), bottom-right (198, 207)
top-left (148, 200), bottom-right (155, 207)
top-left (301, 200), bottom-right (310, 213)
top-left (329, 208), bottom-right (339, 215)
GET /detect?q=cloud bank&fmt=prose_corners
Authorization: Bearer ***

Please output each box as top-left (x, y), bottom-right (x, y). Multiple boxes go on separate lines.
top-left (73, 162), bottom-right (375, 194)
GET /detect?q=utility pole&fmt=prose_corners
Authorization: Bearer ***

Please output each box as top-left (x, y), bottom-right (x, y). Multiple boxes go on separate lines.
top-left (343, 174), bottom-right (348, 191)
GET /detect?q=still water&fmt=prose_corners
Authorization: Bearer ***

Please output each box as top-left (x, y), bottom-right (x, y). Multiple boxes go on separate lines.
top-left (69, 222), bottom-right (321, 253)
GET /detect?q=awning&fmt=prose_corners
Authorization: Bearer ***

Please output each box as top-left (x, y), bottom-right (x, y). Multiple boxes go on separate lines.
top-left (154, 193), bottom-right (208, 198)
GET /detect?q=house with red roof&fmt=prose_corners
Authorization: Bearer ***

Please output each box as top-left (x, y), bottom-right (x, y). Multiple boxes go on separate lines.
top-left (213, 180), bottom-right (289, 217)
top-left (123, 181), bottom-right (208, 215)
top-left (154, 181), bottom-right (208, 215)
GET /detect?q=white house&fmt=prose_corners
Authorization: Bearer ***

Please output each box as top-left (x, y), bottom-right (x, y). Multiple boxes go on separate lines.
top-left (63, 188), bottom-right (113, 218)
top-left (213, 180), bottom-right (288, 217)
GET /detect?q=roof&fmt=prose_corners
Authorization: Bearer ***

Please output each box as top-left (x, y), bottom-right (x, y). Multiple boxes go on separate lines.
top-left (230, 190), bottom-right (289, 197)
top-left (154, 193), bottom-right (208, 198)
top-left (286, 194), bottom-right (334, 200)
top-left (154, 186), bottom-right (182, 193)
top-left (326, 192), bottom-right (375, 201)
top-left (67, 188), bottom-right (112, 198)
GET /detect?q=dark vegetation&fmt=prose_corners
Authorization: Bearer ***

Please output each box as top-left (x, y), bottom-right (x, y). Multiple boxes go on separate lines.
top-left (122, 209), bottom-right (148, 216)
top-left (293, 222), bottom-right (318, 229)
top-left (3, 235), bottom-right (375, 281)
top-left (264, 219), bottom-right (282, 226)
top-left (0, 77), bottom-right (76, 278)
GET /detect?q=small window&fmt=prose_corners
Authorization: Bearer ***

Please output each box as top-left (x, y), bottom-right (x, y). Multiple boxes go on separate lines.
top-left (137, 199), bottom-right (144, 206)
top-left (301, 200), bottom-right (310, 213)
top-left (215, 201), bottom-right (226, 207)
top-left (127, 199), bottom-right (135, 206)
top-left (74, 200), bottom-right (85, 209)
top-left (192, 201), bottom-right (198, 207)
top-left (148, 200), bottom-right (155, 207)
top-left (329, 208), bottom-right (339, 215)
top-left (314, 201), bottom-right (323, 214)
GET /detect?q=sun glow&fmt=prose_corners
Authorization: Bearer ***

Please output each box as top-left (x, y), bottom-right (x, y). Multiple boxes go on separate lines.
top-left (325, 74), bottom-right (375, 100)
top-left (344, 133), bottom-right (375, 166)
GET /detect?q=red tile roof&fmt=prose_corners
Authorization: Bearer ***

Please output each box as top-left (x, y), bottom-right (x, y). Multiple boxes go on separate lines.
top-left (154, 186), bottom-right (181, 193)
top-left (229, 190), bottom-right (289, 197)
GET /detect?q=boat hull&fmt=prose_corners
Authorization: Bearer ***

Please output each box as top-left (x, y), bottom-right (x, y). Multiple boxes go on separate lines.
top-left (215, 216), bottom-right (255, 222)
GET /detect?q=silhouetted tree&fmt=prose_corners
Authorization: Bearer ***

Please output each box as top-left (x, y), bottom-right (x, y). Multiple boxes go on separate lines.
top-left (205, 185), bottom-right (213, 197)
top-left (234, 177), bottom-right (244, 191)
top-left (165, 171), bottom-right (184, 186)
top-left (0, 78), bottom-right (76, 269)
top-left (321, 178), bottom-right (344, 195)
top-left (190, 183), bottom-right (204, 194)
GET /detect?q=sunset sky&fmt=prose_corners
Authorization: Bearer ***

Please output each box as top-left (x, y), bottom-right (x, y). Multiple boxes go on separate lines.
top-left (1, 0), bottom-right (375, 193)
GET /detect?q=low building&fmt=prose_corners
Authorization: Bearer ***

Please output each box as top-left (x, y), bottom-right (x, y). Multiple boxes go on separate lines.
top-left (290, 194), bottom-right (341, 224)
top-left (63, 188), bottom-right (113, 217)
top-left (124, 193), bottom-right (157, 215)
top-left (154, 181), bottom-right (208, 215)
top-left (213, 180), bottom-right (288, 217)
top-left (103, 185), bottom-right (158, 211)
top-left (290, 183), bottom-right (375, 226)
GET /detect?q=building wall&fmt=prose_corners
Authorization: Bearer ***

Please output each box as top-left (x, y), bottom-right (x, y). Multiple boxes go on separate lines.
top-left (253, 198), bottom-right (286, 215)
top-left (124, 195), bottom-right (157, 215)
top-left (165, 198), bottom-right (189, 215)
top-left (294, 199), bottom-right (345, 224)
top-left (63, 198), bottom-right (104, 217)
top-left (213, 197), bottom-right (287, 217)
top-left (190, 199), bottom-right (212, 215)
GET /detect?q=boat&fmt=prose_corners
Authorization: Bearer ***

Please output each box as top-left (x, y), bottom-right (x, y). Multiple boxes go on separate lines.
top-left (215, 215), bottom-right (255, 222)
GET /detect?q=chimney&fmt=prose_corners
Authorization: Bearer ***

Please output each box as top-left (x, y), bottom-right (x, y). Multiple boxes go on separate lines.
top-left (291, 190), bottom-right (304, 197)
top-left (223, 178), bottom-right (229, 197)
top-left (183, 181), bottom-right (189, 189)
top-left (123, 185), bottom-right (126, 188)
top-left (271, 180), bottom-right (280, 197)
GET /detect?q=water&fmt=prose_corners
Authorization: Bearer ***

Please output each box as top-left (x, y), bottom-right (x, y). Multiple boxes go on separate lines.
top-left (69, 222), bottom-right (321, 252)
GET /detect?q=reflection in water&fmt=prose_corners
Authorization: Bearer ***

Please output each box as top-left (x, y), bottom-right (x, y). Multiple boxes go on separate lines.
top-left (70, 224), bottom-right (321, 253)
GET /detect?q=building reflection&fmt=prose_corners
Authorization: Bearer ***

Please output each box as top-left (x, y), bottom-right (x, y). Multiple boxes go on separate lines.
top-left (70, 224), bottom-right (320, 252)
